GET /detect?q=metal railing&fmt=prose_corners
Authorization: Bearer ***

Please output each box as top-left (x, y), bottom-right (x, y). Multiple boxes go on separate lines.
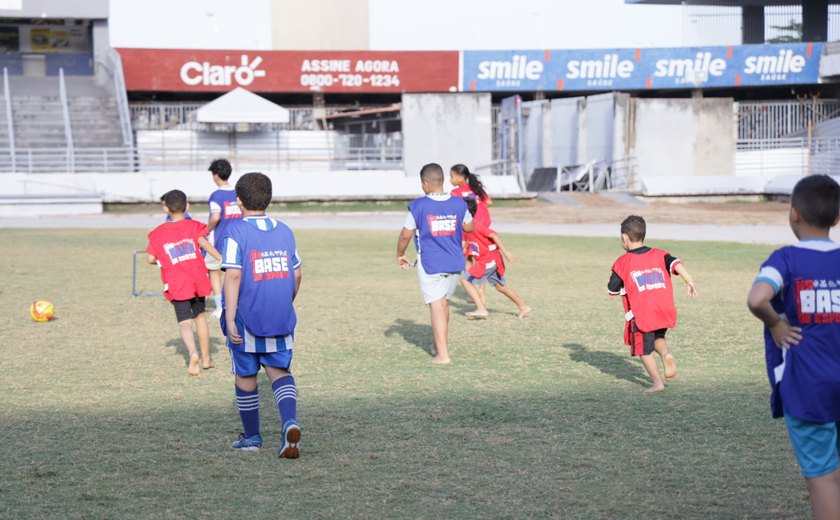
top-left (737, 100), bottom-right (840, 140)
top-left (0, 144), bottom-right (403, 173)
top-left (735, 137), bottom-right (840, 177)
top-left (108, 49), bottom-right (134, 147)
top-left (128, 102), bottom-right (398, 132)
top-left (58, 69), bottom-right (74, 172)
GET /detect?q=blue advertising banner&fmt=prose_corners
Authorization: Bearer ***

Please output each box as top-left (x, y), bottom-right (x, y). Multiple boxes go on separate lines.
top-left (461, 43), bottom-right (823, 92)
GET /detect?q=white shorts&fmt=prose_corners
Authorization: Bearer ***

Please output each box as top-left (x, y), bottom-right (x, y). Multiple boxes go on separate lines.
top-left (204, 254), bottom-right (222, 271)
top-left (417, 257), bottom-right (460, 304)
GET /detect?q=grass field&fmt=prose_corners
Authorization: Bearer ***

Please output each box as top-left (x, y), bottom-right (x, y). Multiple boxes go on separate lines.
top-left (0, 227), bottom-right (812, 519)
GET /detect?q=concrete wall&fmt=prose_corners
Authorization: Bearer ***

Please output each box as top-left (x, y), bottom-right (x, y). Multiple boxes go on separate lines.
top-left (4, 170), bottom-right (522, 203)
top-left (271, 0), bottom-right (369, 50)
top-left (632, 98), bottom-right (733, 180)
top-left (0, 0), bottom-right (108, 18)
top-left (401, 93), bottom-right (492, 178)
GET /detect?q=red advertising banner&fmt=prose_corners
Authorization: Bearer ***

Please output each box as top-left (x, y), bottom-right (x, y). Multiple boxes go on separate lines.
top-left (118, 48), bottom-right (459, 93)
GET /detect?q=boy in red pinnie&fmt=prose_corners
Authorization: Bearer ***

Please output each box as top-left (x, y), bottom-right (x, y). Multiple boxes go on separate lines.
top-left (461, 198), bottom-right (532, 320)
top-left (147, 189), bottom-right (222, 376)
top-left (608, 215), bottom-right (697, 393)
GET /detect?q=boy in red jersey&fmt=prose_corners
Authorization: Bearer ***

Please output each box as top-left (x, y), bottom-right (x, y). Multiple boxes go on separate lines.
top-left (147, 190), bottom-right (222, 376)
top-left (461, 198), bottom-right (532, 319)
top-left (608, 215), bottom-right (697, 393)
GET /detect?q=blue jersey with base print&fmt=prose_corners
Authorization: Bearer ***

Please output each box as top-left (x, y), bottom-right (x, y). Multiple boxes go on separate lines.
top-left (408, 195), bottom-right (468, 275)
top-left (755, 239), bottom-right (840, 423)
top-left (221, 216), bottom-right (301, 346)
top-left (208, 186), bottom-right (242, 248)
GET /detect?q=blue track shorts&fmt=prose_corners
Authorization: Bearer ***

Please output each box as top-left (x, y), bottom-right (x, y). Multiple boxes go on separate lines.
top-left (784, 414), bottom-right (840, 478)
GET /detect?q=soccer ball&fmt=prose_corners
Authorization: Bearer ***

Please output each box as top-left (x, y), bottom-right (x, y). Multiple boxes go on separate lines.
top-left (30, 300), bottom-right (55, 322)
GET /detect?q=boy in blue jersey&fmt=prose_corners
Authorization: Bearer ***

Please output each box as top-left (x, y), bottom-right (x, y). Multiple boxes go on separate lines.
top-left (206, 159), bottom-right (242, 319)
top-left (748, 175), bottom-right (840, 520)
top-left (397, 163), bottom-right (474, 365)
top-left (220, 172), bottom-right (302, 458)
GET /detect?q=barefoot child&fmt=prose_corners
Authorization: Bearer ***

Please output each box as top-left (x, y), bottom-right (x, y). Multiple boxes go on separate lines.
top-left (397, 163), bottom-right (474, 364)
top-left (747, 175), bottom-right (840, 520)
top-left (461, 197), bottom-right (531, 320)
top-left (607, 215), bottom-right (697, 393)
top-left (147, 189), bottom-right (222, 375)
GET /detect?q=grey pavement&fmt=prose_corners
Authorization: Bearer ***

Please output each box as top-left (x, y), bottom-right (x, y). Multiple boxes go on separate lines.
top-left (1, 211), bottom-right (837, 245)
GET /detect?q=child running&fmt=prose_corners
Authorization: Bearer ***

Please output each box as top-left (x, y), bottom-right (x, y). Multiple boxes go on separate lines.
top-left (206, 158), bottom-right (242, 318)
top-left (220, 172), bottom-right (302, 458)
top-left (461, 197), bottom-right (532, 320)
top-left (397, 163), bottom-right (474, 364)
top-left (747, 175), bottom-right (840, 520)
top-left (608, 215), bottom-right (697, 393)
top-left (147, 189), bottom-right (222, 375)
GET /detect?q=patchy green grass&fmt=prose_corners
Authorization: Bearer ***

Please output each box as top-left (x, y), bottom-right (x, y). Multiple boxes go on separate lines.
top-left (0, 228), bottom-right (809, 519)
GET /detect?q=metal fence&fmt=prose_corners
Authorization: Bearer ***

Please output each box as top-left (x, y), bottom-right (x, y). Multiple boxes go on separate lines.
top-left (735, 137), bottom-right (840, 177)
top-left (738, 100), bottom-right (840, 140)
top-left (0, 144), bottom-right (403, 173)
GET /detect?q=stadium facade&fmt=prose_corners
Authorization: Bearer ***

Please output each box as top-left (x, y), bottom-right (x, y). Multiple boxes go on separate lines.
top-left (1, 0), bottom-right (839, 211)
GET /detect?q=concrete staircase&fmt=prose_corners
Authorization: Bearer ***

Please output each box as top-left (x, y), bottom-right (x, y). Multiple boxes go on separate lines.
top-left (1, 76), bottom-right (130, 172)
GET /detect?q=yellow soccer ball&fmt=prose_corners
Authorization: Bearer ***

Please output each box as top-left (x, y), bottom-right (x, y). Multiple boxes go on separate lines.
top-left (30, 300), bottom-right (55, 322)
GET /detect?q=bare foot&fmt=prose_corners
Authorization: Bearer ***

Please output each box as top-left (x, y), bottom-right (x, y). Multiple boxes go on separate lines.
top-left (518, 306), bottom-right (533, 320)
top-left (644, 382), bottom-right (665, 393)
top-left (430, 355), bottom-right (452, 365)
top-left (465, 309), bottom-right (488, 318)
top-left (202, 358), bottom-right (215, 370)
top-left (664, 354), bottom-right (677, 380)
top-left (188, 353), bottom-right (200, 376)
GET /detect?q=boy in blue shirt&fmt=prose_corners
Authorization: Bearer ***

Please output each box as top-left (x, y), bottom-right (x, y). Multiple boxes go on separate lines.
top-left (206, 158), bottom-right (242, 318)
top-left (397, 163), bottom-right (474, 365)
top-left (748, 175), bottom-right (840, 520)
top-left (220, 172), bottom-right (302, 458)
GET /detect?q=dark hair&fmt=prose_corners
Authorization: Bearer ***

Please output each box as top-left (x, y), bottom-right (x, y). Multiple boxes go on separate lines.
top-left (464, 196), bottom-right (478, 217)
top-left (161, 189), bottom-right (187, 213)
top-left (420, 163), bottom-right (444, 185)
top-left (451, 163), bottom-right (488, 201)
top-left (235, 172), bottom-right (272, 211)
top-left (620, 215), bottom-right (646, 242)
top-left (791, 175), bottom-right (840, 229)
top-left (208, 158), bottom-right (232, 180)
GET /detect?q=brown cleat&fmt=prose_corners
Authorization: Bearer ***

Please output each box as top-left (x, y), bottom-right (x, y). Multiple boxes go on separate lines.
top-left (664, 354), bottom-right (677, 381)
top-left (187, 353), bottom-right (201, 376)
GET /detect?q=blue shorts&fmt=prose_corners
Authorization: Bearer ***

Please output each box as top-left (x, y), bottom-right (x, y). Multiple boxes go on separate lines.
top-left (784, 414), bottom-right (840, 478)
top-left (467, 267), bottom-right (505, 287)
top-left (229, 348), bottom-right (293, 377)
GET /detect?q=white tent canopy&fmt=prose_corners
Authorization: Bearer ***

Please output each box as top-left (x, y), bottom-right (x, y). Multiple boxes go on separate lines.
top-left (195, 87), bottom-right (290, 124)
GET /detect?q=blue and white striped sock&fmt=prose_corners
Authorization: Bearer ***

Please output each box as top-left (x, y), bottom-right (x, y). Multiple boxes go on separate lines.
top-left (235, 385), bottom-right (260, 438)
top-left (272, 376), bottom-right (297, 427)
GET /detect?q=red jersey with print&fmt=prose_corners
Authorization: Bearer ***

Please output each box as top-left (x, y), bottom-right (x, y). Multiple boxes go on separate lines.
top-left (147, 219), bottom-right (212, 302)
top-left (464, 222), bottom-right (505, 279)
top-left (452, 185), bottom-right (492, 227)
top-left (610, 247), bottom-right (681, 333)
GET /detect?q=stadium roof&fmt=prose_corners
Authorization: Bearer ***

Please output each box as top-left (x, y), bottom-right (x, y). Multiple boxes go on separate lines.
top-left (195, 87), bottom-right (290, 124)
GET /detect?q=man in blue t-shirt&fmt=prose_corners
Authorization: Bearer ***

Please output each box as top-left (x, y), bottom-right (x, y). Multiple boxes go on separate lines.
top-left (206, 158), bottom-right (242, 318)
top-left (221, 172), bottom-right (302, 458)
top-left (748, 174), bottom-right (840, 520)
top-left (397, 163), bottom-right (474, 365)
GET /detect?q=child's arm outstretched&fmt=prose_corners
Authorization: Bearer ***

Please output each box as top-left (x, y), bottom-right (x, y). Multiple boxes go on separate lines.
top-left (747, 281), bottom-right (802, 349)
top-left (488, 232), bottom-right (516, 264)
top-left (673, 263), bottom-right (698, 298)
top-left (197, 236), bottom-right (222, 261)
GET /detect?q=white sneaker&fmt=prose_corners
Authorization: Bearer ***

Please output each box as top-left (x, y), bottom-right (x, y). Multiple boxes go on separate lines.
top-left (211, 308), bottom-right (222, 319)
